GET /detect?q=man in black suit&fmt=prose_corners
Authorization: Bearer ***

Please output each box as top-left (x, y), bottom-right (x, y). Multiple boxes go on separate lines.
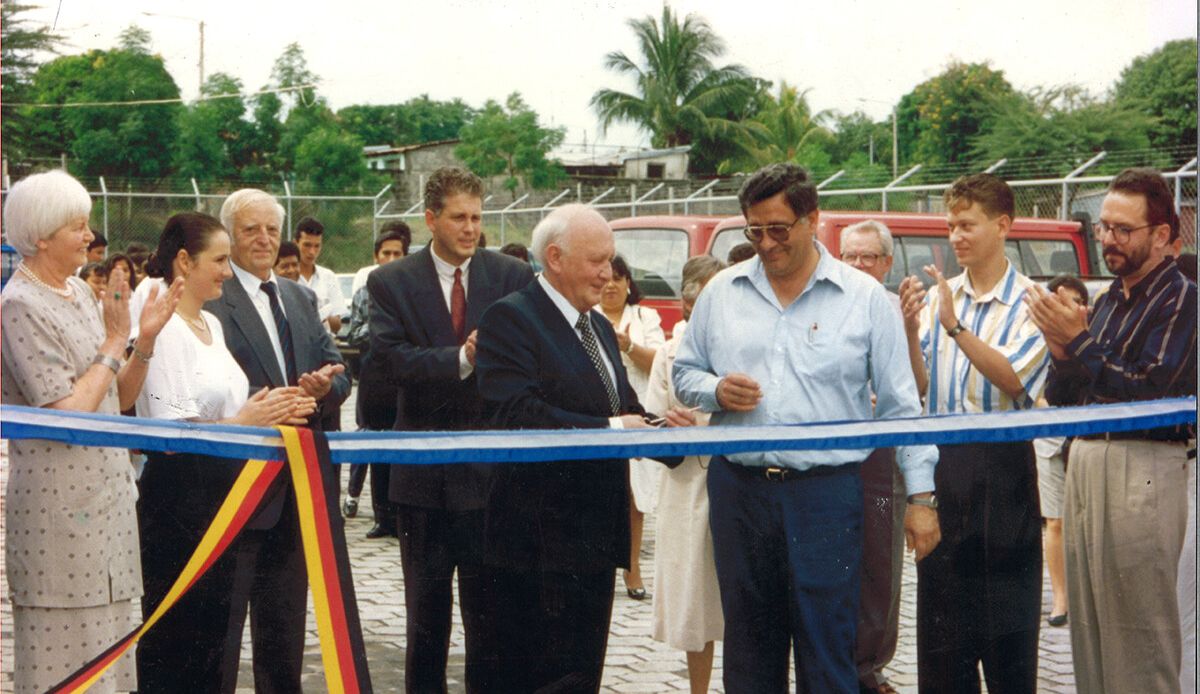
top-left (367, 167), bottom-right (534, 693)
top-left (475, 203), bottom-right (665, 693)
top-left (205, 188), bottom-right (351, 692)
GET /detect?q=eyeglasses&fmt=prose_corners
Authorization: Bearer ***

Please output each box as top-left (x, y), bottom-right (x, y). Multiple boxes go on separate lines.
top-left (840, 252), bottom-right (885, 267)
top-left (1093, 221), bottom-right (1158, 244)
top-left (744, 217), bottom-right (804, 243)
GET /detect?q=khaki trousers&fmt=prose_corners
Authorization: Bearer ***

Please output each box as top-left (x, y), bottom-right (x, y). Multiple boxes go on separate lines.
top-left (1064, 438), bottom-right (1188, 694)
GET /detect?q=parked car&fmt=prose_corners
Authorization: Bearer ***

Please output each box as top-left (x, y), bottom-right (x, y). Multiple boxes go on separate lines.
top-left (609, 211), bottom-right (1101, 334)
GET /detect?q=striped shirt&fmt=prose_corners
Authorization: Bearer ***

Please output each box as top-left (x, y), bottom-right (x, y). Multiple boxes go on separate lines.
top-left (1046, 258), bottom-right (1197, 409)
top-left (919, 261), bottom-right (1050, 414)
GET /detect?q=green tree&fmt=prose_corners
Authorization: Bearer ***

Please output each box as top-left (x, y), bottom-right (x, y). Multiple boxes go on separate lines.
top-left (896, 61), bottom-right (1015, 166)
top-left (1, 2), bottom-right (62, 161)
top-left (117, 24), bottom-right (152, 54)
top-left (828, 110), bottom-right (893, 169)
top-left (31, 48), bottom-right (182, 179)
top-left (173, 73), bottom-right (250, 181)
top-left (589, 6), bottom-right (760, 172)
top-left (270, 42), bottom-right (319, 112)
top-left (337, 97), bottom-right (476, 146)
top-left (1113, 39), bottom-right (1198, 150)
top-left (722, 82), bottom-right (832, 173)
top-left (970, 86), bottom-right (1153, 174)
top-left (455, 92), bottom-right (566, 197)
top-left (244, 91), bottom-right (283, 178)
top-left (294, 127), bottom-right (366, 192)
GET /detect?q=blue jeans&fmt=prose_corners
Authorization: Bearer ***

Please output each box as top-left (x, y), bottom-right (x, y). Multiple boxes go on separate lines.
top-left (708, 456), bottom-right (863, 693)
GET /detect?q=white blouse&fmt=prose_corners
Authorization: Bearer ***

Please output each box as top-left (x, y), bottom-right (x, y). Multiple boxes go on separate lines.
top-left (136, 311), bottom-right (249, 422)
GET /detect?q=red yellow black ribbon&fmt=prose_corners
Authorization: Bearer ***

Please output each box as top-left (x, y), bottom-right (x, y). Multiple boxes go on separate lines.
top-left (47, 427), bottom-right (372, 693)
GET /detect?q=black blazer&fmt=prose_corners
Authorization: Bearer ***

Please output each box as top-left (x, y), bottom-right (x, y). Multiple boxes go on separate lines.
top-left (366, 247), bottom-right (534, 510)
top-left (475, 280), bottom-right (644, 574)
top-left (205, 272), bottom-right (351, 527)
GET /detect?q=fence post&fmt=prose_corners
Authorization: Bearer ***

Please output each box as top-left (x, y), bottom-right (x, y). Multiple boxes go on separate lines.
top-left (882, 165), bottom-right (921, 212)
top-left (684, 178), bottom-right (721, 215)
top-left (630, 184), bottom-right (637, 216)
top-left (372, 184), bottom-right (393, 241)
top-left (98, 177), bottom-right (109, 238)
top-left (1174, 158), bottom-right (1197, 214)
top-left (190, 178), bottom-right (202, 211)
top-left (668, 187), bottom-right (674, 214)
top-left (500, 193), bottom-right (530, 246)
top-left (282, 179), bottom-right (294, 238)
top-left (632, 183), bottom-right (664, 217)
top-left (1061, 152), bottom-right (1106, 220)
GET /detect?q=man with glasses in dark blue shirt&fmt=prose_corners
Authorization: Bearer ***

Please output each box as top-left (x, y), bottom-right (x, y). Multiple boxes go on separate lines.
top-left (1026, 167), bottom-right (1197, 694)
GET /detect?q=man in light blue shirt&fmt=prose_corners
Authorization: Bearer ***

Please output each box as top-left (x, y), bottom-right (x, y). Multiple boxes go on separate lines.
top-left (673, 163), bottom-right (940, 693)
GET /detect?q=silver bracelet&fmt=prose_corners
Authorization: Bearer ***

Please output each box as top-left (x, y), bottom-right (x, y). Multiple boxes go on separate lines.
top-left (132, 346), bottom-right (154, 363)
top-left (92, 353), bottom-right (121, 374)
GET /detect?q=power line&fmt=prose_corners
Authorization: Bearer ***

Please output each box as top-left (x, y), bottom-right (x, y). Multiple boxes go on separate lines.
top-left (3, 83), bottom-right (318, 109)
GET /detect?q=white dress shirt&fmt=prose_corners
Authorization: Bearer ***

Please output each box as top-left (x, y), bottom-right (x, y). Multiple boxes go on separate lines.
top-left (298, 264), bottom-right (345, 330)
top-left (430, 248), bottom-right (474, 380)
top-left (231, 262), bottom-right (290, 382)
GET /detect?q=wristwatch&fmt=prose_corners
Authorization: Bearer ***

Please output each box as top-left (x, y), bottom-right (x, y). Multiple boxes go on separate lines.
top-left (946, 322), bottom-right (967, 339)
top-left (907, 494), bottom-right (938, 509)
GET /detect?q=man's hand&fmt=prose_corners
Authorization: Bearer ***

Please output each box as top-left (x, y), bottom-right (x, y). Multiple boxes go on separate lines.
top-left (464, 329), bottom-right (478, 366)
top-left (663, 406), bottom-right (698, 427)
top-left (904, 503), bottom-right (941, 562)
top-left (922, 265), bottom-right (957, 331)
top-left (898, 275), bottom-right (926, 336)
top-left (298, 363), bottom-right (346, 401)
top-left (1024, 284), bottom-right (1088, 359)
top-left (618, 413), bottom-right (653, 429)
top-left (716, 373), bottom-right (762, 412)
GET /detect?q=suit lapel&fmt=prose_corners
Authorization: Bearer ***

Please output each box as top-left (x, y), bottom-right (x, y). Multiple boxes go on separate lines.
top-left (278, 280), bottom-right (312, 376)
top-left (465, 251), bottom-right (498, 332)
top-left (222, 277), bottom-right (287, 386)
top-left (529, 283), bottom-right (615, 412)
top-left (410, 248), bottom-right (458, 347)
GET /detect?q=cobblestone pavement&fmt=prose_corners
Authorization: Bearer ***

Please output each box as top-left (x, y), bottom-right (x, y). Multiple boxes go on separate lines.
top-left (1, 407), bottom-right (1080, 692)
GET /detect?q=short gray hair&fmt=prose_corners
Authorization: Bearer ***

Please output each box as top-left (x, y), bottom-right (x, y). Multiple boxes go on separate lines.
top-left (3, 170), bottom-right (92, 258)
top-left (840, 220), bottom-right (894, 257)
top-left (220, 188), bottom-right (285, 234)
top-left (530, 203), bottom-right (606, 264)
top-left (681, 255), bottom-right (725, 290)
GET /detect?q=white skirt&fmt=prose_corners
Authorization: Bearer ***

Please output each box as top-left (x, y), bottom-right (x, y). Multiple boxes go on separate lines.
top-left (629, 457), bottom-right (662, 513)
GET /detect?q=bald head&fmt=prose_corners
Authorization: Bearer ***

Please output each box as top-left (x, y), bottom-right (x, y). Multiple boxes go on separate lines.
top-left (533, 204), bottom-right (615, 312)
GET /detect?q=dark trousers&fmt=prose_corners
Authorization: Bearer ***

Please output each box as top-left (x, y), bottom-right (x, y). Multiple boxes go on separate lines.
top-left (917, 441), bottom-right (1041, 694)
top-left (136, 454), bottom-right (242, 694)
top-left (488, 566), bottom-right (616, 693)
top-left (856, 448), bottom-right (906, 689)
top-left (708, 456), bottom-right (863, 694)
top-left (346, 463), bottom-right (395, 529)
top-left (224, 482), bottom-right (310, 694)
top-left (396, 505), bottom-right (490, 693)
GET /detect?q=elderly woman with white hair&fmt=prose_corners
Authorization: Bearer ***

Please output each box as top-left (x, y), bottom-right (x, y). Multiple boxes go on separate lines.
top-left (0, 169), bottom-right (180, 693)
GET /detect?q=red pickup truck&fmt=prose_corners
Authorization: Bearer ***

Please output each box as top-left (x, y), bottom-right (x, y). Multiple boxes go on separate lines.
top-left (611, 211), bottom-right (1100, 335)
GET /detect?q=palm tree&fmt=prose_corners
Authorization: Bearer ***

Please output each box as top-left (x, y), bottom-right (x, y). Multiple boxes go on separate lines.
top-left (590, 7), bottom-right (760, 161)
top-left (727, 81), bottom-right (834, 172)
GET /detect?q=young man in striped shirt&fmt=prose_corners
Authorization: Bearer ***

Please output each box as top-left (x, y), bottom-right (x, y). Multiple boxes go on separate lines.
top-left (899, 173), bottom-right (1050, 692)
top-left (1026, 167), bottom-right (1197, 694)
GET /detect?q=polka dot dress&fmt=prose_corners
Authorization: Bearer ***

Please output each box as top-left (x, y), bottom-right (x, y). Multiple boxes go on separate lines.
top-left (2, 274), bottom-right (141, 692)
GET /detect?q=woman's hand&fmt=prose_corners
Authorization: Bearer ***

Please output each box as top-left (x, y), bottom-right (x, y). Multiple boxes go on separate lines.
top-left (233, 387), bottom-right (318, 427)
top-left (137, 278), bottom-right (184, 343)
top-left (100, 270), bottom-right (132, 344)
top-left (615, 324), bottom-right (633, 354)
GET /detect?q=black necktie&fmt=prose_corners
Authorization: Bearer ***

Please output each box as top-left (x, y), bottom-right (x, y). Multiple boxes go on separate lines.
top-left (575, 312), bottom-right (621, 416)
top-left (260, 282), bottom-right (297, 385)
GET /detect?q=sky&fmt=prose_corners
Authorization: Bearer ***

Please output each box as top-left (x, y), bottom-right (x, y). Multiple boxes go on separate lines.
top-left (20, 0), bottom-right (1198, 153)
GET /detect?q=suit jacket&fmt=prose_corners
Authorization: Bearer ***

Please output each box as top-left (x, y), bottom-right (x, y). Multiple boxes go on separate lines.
top-left (205, 273), bottom-right (351, 528)
top-left (475, 280), bottom-right (644, 574)
top-left (366, 247), bottom-right (534, 510)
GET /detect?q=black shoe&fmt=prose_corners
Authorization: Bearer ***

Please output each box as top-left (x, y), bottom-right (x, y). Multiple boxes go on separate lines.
top-left (342, 496), bottom-right (359, 518)
top-left (365, 524), bottom-right (391, 539)
top-left (1048, 612), bottom-right (1068, 627)
top-left (626, 587), bottom-right (648, 600)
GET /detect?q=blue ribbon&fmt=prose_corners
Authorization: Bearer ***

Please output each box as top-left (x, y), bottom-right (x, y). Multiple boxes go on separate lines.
top-left (2, 399), bottom-right (1193, 464)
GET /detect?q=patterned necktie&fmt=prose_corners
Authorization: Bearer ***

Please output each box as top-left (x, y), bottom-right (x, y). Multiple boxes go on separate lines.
top-left (451, 268), bottom-right (467, 344)
top-left (260, 282), bottom-right (298, 385)
top-left (575, 312), bottom-right (621, 416)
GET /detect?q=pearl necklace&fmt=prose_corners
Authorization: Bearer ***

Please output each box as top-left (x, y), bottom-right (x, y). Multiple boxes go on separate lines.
top-left (176, 310), bottom-right (209, 334)
top-left (17, 261), bottom-right (73, 298)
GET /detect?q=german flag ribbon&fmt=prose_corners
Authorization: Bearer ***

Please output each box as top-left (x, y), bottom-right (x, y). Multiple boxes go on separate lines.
top-left (47, 426), bottom-right (372, 694)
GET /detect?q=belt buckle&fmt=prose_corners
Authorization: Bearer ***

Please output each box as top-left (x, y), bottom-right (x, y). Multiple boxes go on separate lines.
top-left (764, 466), bottom-right (787, 482)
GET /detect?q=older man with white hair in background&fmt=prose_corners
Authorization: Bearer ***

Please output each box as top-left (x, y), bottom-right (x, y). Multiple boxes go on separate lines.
top-left (475, 204), bottom-right (691, 693)
top-left (839, 219), bottom-right (907, 694)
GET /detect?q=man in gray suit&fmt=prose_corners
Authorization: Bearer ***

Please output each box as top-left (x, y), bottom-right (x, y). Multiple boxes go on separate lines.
top-left (204, 188), bottom-right (350, 692)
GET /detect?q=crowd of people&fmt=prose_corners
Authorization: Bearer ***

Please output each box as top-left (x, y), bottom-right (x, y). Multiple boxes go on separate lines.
top-left (0, 162), bottom-right (1194, 694)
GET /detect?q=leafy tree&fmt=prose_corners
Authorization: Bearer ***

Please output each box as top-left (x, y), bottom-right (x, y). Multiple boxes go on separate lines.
top-left (455, 92), bottom-right (565, 197)
top-left (270, 42), bottom-right (319, 113)
top-left (117, 24), bottom-right (152, 54)
top-left (173, 73), bottom-right (250, 181)
top-left (896, 61), bottom-right (1015, 166)
top-left (828, 110), bottom-right (893, 169)
top-left (244, 91), bottom-right (283, 178)
top-left (337, 96), bottom-right (475, 146)
top-left (722, 82), bottom-right (832, 173)
top-left (1, 2), bottom-right (62, 160)
top-left (590, 6), bottom-right (760, 172)
top-left (31, 48), bottom-right (181, 179)
top-left (970, 86), bottom-right (1153, 174)
top-left (294, 127), bottom-right (366, 192)
top-left (1113, 39), bottom-right (1198, 150)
